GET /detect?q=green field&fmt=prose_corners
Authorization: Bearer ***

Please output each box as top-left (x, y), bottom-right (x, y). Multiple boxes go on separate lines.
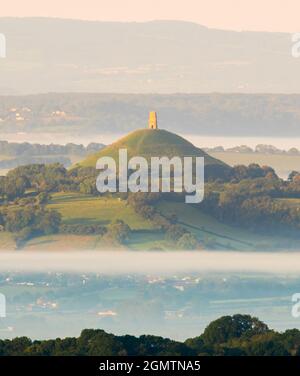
top-left (47, 192), bottom-right (155, 230)
top-left (24, 233), bottom-right (103, 251)
top-left (0, 232), bottom-right (16, 250)
top-left (19, 192), bottom-right (162, 251)
top-left (25, 192), bottom-right (160, 250)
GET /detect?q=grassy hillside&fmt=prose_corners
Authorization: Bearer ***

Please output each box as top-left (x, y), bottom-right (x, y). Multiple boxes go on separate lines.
top-left (15, 193), bottom-right (289, 251)
top-left (20, 193), bottom-right (158, 251)
top-left (47, 192), bottom-right (155, 230)
top-left (156, 201), bottom-right (284, 251)
top-left (0, 232), bottom-right (16, 250)
top-left (77, 129), bottom-right (231, 181)
top-left (79, 129), bottom-right (224, 166)
top-left (0, 190), bottom-right (293, 251)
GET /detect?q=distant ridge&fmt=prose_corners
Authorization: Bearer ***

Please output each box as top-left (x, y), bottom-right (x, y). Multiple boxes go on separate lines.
top-left (0, 17), bottom-right (296, 94)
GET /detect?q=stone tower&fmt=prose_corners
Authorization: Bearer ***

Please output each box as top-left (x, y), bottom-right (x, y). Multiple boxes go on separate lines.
top-left (148, 111), bottom-right (158, 129)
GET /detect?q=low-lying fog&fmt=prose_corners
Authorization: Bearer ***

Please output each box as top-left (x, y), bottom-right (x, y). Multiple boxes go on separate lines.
top-left (0, 251), bottom-right (300, 274)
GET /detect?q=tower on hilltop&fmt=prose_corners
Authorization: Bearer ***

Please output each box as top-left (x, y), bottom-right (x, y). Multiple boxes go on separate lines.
top-left (148, 111), bottom-right (158, 129)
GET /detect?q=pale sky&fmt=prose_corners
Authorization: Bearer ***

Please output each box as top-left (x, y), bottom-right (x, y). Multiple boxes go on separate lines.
top-left (0, 0), bottom-right (299, 33)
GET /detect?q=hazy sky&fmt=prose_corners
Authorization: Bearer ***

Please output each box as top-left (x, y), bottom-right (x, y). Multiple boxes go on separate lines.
top-left (1, 0), bottom-right (299, 33)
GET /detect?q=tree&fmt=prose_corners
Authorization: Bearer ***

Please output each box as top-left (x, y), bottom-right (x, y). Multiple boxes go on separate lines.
top-left (105, 220), bottom-right (131, 244)
top-left (77, 329), bottom-right (125, 356)
top-left (36, 192), bottom-right (50, 205)
top-left (288, 171), bottom-right (300, 182)
top-left (247, 339), bottom-right (289, 356)
top-left (5, 337), bottom-right (32, 356)
top-left (280, 329), bottom-right (300, 355)
top-left (36, 209), bottom-right (62, 235)
top-left (4, 176), bottom-right (28, 200)
top-left (201, 314), bottom-right (269, 345)
top-left (177, 233), bottom-right (199, 250)
top-left (1, 206), bottom-right (61, 240)
top-left (79, 178), bottom-right (98, 195)
top-left (165, 225), bottom-right (187, 243)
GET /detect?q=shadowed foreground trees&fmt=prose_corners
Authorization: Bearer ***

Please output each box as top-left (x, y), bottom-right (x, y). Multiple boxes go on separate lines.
top-left (0, 315), bottom-right (299, 356)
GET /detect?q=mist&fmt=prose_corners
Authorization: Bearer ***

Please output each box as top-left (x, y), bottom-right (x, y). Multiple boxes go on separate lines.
top-left (1, 251), bottom-right (300, 274)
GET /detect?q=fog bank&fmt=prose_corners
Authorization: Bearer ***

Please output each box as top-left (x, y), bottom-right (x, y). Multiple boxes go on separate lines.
top-left (0, 251), bottom-right (300, 274)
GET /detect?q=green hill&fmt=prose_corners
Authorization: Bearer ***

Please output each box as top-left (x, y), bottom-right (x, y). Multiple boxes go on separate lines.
top-left (77, 129), bottom-right (231, 179)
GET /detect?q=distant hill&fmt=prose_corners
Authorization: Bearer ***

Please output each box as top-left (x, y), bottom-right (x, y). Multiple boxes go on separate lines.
top-left (0, 18), bottom-right (298, 94)
top-left (78, 128), bottom-right (231, 179)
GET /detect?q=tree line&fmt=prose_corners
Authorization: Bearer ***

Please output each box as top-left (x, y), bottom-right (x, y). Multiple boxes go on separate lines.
top-left (0, 140), bottom-right (104, 157)
top-left (0, 314), bottom-right (299, 356)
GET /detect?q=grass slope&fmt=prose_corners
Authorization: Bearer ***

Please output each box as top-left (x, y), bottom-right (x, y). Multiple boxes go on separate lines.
top-left (1, 192), bottom-right (291, 251)
top-left (156, 201), bottom-right (289, 251)
top-left (0, 232), bottom-right (16, 250)
top-left (47, 192), bottom-right (155, 230)
top-left (77, 129), bottom-right (227, 169)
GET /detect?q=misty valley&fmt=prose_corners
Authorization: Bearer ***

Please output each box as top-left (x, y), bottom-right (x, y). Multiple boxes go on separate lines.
top-left (0, 270), bottom-right (299, 341)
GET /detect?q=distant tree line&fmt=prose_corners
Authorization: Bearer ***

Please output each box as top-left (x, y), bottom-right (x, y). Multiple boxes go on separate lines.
top-left (204, 144), bottom-right (300, 156)
top-left (0, 141), bottom-right (104, 170)
top-left (0, 140), bottom-right (104, 157)
top-left (0, 156), bottom-right (72, 170)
